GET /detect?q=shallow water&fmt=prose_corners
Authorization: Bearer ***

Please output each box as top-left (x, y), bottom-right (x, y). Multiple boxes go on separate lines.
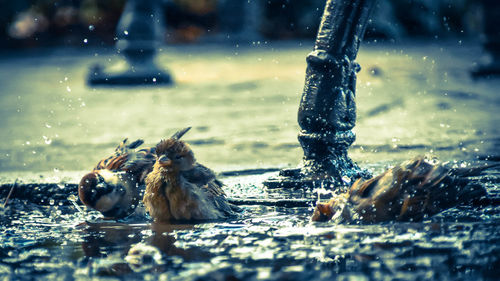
top-left (1, 165), bottom-right (499, 281)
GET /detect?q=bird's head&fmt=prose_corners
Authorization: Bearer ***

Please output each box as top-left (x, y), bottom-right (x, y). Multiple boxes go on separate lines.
top-left (78, 169), bottom-right (138, 219)
top-left (311, 201), bottom-right (335, 222)
top-left (155, 127), bottom-right (196, 172)
top-left (311, 195), bottom-right (350, 222)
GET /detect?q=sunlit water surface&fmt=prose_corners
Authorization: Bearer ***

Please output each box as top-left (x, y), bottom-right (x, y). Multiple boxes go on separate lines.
top-left (1, 164), bottom-right (499, 281)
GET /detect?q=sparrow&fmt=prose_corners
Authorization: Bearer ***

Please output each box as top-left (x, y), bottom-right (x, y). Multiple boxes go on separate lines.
top-left (78, 138), bottom-right (156, 219)
top-left (311, 157), bottom-right (496, 223)
top-left (144, 127), bottom-right (236, 222)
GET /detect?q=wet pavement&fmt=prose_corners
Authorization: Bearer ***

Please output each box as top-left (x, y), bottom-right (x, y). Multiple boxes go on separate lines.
top-left (1, 167), bottom-right (499, 280)
top-left (0, 40), bottom-right (499, 280)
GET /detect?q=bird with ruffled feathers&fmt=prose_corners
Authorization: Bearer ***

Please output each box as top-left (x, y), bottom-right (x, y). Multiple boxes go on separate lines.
top-left (312, 157), bottom-right (496, 223)
top-left (144, 127), bottom-right (237, 222)
top-left (79, 138), bottom-right (156, 219)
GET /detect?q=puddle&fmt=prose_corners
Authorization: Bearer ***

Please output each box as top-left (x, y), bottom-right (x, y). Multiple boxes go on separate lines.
top-left (0, 163), bottom-right (499, 280)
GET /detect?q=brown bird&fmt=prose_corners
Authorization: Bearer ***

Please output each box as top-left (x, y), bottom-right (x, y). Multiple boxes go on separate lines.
top-left (79, 138), bottom-right (156, 219)
top-left (311, 157), bottom-right (496, 223)
top-left (144, 127), bottom-right (236, 222)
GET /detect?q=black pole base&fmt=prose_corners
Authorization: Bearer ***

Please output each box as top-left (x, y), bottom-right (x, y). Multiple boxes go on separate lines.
top-left (87, 63), bottom-right (173, 86)
top-left (263, 153), bottom-right (371, 189)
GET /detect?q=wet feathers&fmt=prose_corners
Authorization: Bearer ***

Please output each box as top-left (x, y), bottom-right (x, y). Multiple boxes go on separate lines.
top-left (312, 157), bottom-right (490, 223)
top-left (143, 127), bottom-right (236, 222)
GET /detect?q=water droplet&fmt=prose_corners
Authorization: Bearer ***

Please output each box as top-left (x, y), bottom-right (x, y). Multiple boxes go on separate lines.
top-left (124, 30), bottom-right (129, 35)
top-left (83, 38), bottom-right (88, 44)
top-left (88, 25), bottom-right (95, 31)
top-left (43, 136), bottom-right (52, 145)
top-left (66, 86), bottom-right (71, 92)
top-left (45, 123), bottom-right (52, 128)
top-left (152, 77), bottom-right (157, 82)
top-left (49, 199), bottom-right (55, 205)
top-left (341, 176), bottom-right (351, 185)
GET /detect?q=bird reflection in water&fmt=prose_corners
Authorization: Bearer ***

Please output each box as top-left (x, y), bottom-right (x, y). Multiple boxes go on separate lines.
top-left (79, 221), bottom-right (210, 276)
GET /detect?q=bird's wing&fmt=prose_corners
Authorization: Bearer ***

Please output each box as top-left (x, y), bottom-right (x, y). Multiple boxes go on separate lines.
top-left (349, 167), bottom-right (400, 203)
top-left (181, 163), bottom-right (218, 186)
top-left (184, 163), bottom-right (228, 198)
top-left (94, 139), bottom-right (151, 174)
top-left (393, 157), bottom-right (485, 219)
top-left (202, 179), bottom-right (233, 215)
top-left (202, 178), bottom-right (226, 197)
top-left (122, 148), bottom-right (156, 173)
top-left (181, 162), bottom-right (234, 217)
top-left (122, 148), bottom-right (156, 183)
top-left (94, 154), bottom-right (129, 171)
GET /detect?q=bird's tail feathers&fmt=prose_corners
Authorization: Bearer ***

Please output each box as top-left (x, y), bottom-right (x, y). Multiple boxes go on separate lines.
top-left (127, 139), bottom-right (145, 150)
top-left (115, 138), bottom-right (144, 155)
top-left (449, 162), bottom-right (500, 177)
top-left (171, 127), bottom-right (191, 140)
top-left (229, 203), bottom-right (243, 213)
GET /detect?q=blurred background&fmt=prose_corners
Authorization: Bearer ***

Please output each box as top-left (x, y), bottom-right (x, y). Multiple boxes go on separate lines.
top-left (0, 0), bottom-right (498, 175)
top-left (0, 0), bottom-right (486, 48)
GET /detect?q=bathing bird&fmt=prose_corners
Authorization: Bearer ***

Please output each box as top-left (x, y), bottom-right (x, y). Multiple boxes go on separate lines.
top-left (79, 138), bottom-right (156, 219)
top-left (311, 157), bottom-right (495, 223)
top-left (144, 127), bottom-right (236, 222)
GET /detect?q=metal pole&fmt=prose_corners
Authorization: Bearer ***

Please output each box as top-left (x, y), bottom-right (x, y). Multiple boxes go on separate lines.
top-left (471, 0), bottom-right (500, 78)
top-left (264, 0), bottom-right (375, 189)
top-left (88, 0), bottom-right (172, 85)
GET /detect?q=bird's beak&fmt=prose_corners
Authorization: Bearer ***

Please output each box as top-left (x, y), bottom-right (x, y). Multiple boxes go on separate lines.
top-left (95, 173), bottom-right (107, 188)
top-left (95, 174), bottom-right (123, 195)
top-left (158, 155), bottom-right (171, 167)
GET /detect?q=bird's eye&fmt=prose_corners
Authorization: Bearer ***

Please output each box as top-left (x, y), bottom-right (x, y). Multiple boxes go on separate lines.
top-left (175, 155), bottom-right (182, 160)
